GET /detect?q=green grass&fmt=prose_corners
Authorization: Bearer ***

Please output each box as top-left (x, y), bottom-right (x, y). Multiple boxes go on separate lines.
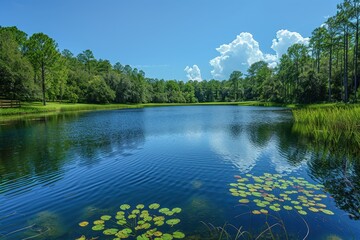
top-left (292, 103), bottom-right (360, 150)
top-left (0, 101), bottom-right (290, 119)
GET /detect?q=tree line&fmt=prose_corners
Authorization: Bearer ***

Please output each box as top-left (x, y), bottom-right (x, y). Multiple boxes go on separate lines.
top-left (0, 0), bottom-right (359, 105)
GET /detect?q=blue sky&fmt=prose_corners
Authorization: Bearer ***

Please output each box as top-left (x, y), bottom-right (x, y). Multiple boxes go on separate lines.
top-left (0, 0), bottom-right (341, 80)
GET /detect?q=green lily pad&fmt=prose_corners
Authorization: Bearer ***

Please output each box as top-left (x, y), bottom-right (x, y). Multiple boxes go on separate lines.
top-left (298, 210), bottom-right (307, 215)
top-left (136, 204), bottom-right (145, 209)
top-left (172, 231), bottom-right (185, 239)
top-left (260, 209), bottom-right (268, 214)
top-left (120, 204), bottom-right (131, 210)
top-left (132, 209), bottom-right (140, 214)
top-left (154, 220), bottom-right (165, 226)
top-left (101, 215), bottom-right (111, 220)
top-left (166, 218), bottom-right (180, 226)
top-left (172, 208), bottom-right (182, 213)
top-left (79, 221), bottom-right (89, 227)
top-left (122, 228), bottom-right (133, 234)
top-left (283, 206), bottom-right (293, 210)
top-left (159, 208), bottom-right (170, 213)
top-left (137, 234), bottom-right (150, 240)
top-left (117, 220), bottom-right (127, 225)
top-left (320, 209), bottom-right (334, 215)
top-left (256, 203), bottom-right (266, 208)
top-left (162, 233), bottom-right (174, 240)
top-left (103, 228), bottom-right (118, 235)
top-left (149, 203), bottom-right (160, 209)
top-left (308, 207), bottom-right (319, 212)
top-left (252, 210), bottom-right (261, 215)
top-left (92, 224), bottom-right (104, 231)
top-left (93, 220), bottom-right (104, 225)
top-left (239, 199), bottom-right (250, 204)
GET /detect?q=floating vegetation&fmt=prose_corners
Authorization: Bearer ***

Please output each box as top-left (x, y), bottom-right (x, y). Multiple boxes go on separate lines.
top-left (77, 203), bottom-right (185, 240)
top-left (230, 173), bottom-right (334, 216)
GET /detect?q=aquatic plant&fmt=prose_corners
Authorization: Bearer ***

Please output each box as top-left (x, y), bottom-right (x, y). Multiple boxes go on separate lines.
top-left (292, 105), bottom-right (360, 152)
top-left (229, 173), bottom-right (335, 216)
top-left (77, 203), bottom-right (185, 240)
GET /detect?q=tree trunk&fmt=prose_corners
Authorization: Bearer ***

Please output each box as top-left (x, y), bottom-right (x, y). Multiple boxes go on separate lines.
top-left (329, 40), bottom-right (333, 101)
top-left (344, 29), bottom-right (349, 102)
top-left (355, 16), bottom-right (359, 101)
top-left (41, 61), bottom-right (46, 106)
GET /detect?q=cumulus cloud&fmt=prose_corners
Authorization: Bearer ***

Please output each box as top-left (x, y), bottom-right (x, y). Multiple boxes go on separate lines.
top-left (271, 29), bottom-right (310, 58)
top-left (184, 65), bottom-right (202, 81)
top-left (209, 30), bottom-right (309, 79)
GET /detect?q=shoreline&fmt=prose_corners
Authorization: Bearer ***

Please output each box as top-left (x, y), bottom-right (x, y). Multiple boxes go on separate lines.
top-left (0, 101), bottom-right (292, 122)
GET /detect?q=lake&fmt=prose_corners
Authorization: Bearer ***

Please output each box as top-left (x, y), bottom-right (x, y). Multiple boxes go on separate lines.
top-left (0, 106), bottom-right (359, 239)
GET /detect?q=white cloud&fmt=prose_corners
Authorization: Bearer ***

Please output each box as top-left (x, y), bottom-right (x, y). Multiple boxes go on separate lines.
top-left (209, 32), bottom-right (266, 79)
top-left (271, 29), bottom-right (310, 58)
top-left (184, 65), bottom-right (202, 81)
top-left (209, 30), bottom-right (309, 79)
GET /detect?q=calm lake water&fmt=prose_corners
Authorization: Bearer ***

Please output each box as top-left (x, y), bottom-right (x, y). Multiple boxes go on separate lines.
top-left (1, 106), bottom-right (360, 240)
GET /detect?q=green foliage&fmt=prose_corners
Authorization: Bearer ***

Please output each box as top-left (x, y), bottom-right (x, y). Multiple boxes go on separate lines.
top-left (0, 27), bottom-right (34, 100)
top-left (2, 0), bottom-right (360, 105)
top-left (86, 76), bottom-right (115, 103)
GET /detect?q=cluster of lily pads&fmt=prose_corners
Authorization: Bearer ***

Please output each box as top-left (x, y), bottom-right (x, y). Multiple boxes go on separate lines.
top-left (229, 173), bottom-right (335, 216)
top-left (76, 203), bottom-right (185, 240)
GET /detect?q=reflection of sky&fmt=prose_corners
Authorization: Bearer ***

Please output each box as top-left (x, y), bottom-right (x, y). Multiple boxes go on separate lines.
top-left (210, 130), bottom-right (261, 172)
top-left (209, 129), bottom-right (308, 175)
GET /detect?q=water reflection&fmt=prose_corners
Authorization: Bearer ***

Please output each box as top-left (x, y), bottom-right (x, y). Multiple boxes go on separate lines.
top-left (1, 106), bottom-right (360, 239)
top-left (306, 143), bottom-right (360, 220)
top-left (0, 109), bottom-right (146, 195)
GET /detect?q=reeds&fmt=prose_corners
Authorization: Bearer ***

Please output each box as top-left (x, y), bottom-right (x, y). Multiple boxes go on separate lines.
top-left (292, 104), bottom-right (360, 152)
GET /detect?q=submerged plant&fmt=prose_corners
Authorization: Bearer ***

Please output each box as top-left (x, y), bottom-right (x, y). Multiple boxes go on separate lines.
top-left (229, 173), bottom-right (335, 216)
top-left (76, 203), bottom-right (185, 240)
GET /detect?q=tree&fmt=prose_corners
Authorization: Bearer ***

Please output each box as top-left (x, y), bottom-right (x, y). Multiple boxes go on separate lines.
top-left (229, 71), bottom-right (243, 101)
top-left (26, 33), bottom-right (59, 105)
top-left (336, 1), bottom-right (352, 102)
top-left (77, 49), bottom-right (95, 74)
top-left (86, 76), bottom-right (115, 103)
top-left (0, 28), bottom-right (34, 100)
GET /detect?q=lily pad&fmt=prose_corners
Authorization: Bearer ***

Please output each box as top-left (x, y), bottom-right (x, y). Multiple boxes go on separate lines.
top-left (283, 206), bottom-right (293, 210)
top-left (172, 231), bottom-right (185, 239)
top-left (137, 204), bottom-right (145, 209)
top-left (101, 215), bottom-right (111, 220)
top-left (103, 228), bottom-right (118, 235)
top-left (94, 220), bottom-right (104, 225)
top-left (162, 233), bottom-right (174, 240)
top-left (166, 218), bottom-right (180, 226)
top-left (298, 210), bottom-right (307, 215)
top-left (239, 199), bottom-right (250, 204)
top-left (92, 224), bottom-right (104, 231)
top-left (149, 203), bottom-right (160, 209)
top-left (252, 210), bottom-right (261, 215)
top-left (120, 204), bottom-right (131, 210)
top-left (320, 209), bottom-right (334, 215)
top-left (172, 208), bottom-right (182, 213)
top-left (260, 209), bottom-right (268, 214)
top-left (78, 221), bottom-right (89, 227)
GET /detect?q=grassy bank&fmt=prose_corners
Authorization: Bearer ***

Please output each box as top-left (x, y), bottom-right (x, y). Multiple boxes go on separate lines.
top-left (292, 103), bottom-right (360, 150)
top-left (0, 101), bottom-right (290, 118)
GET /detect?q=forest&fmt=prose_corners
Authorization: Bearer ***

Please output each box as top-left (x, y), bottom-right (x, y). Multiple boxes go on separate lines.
top-left (0, 0), bottom-right (359, 105)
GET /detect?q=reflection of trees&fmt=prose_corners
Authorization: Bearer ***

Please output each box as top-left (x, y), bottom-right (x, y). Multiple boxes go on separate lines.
top-left (246, 123), bottom-right (273, 148)
top-left (308, 145), bottom-right (360, 220)
top-left (0, 110), bottom-right (145, 194)
top-left (246, 121), bottom-right (308, 167)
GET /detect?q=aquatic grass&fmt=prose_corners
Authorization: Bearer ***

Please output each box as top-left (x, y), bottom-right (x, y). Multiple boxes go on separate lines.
top-left (292, 104), bottom-right (360, 151)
